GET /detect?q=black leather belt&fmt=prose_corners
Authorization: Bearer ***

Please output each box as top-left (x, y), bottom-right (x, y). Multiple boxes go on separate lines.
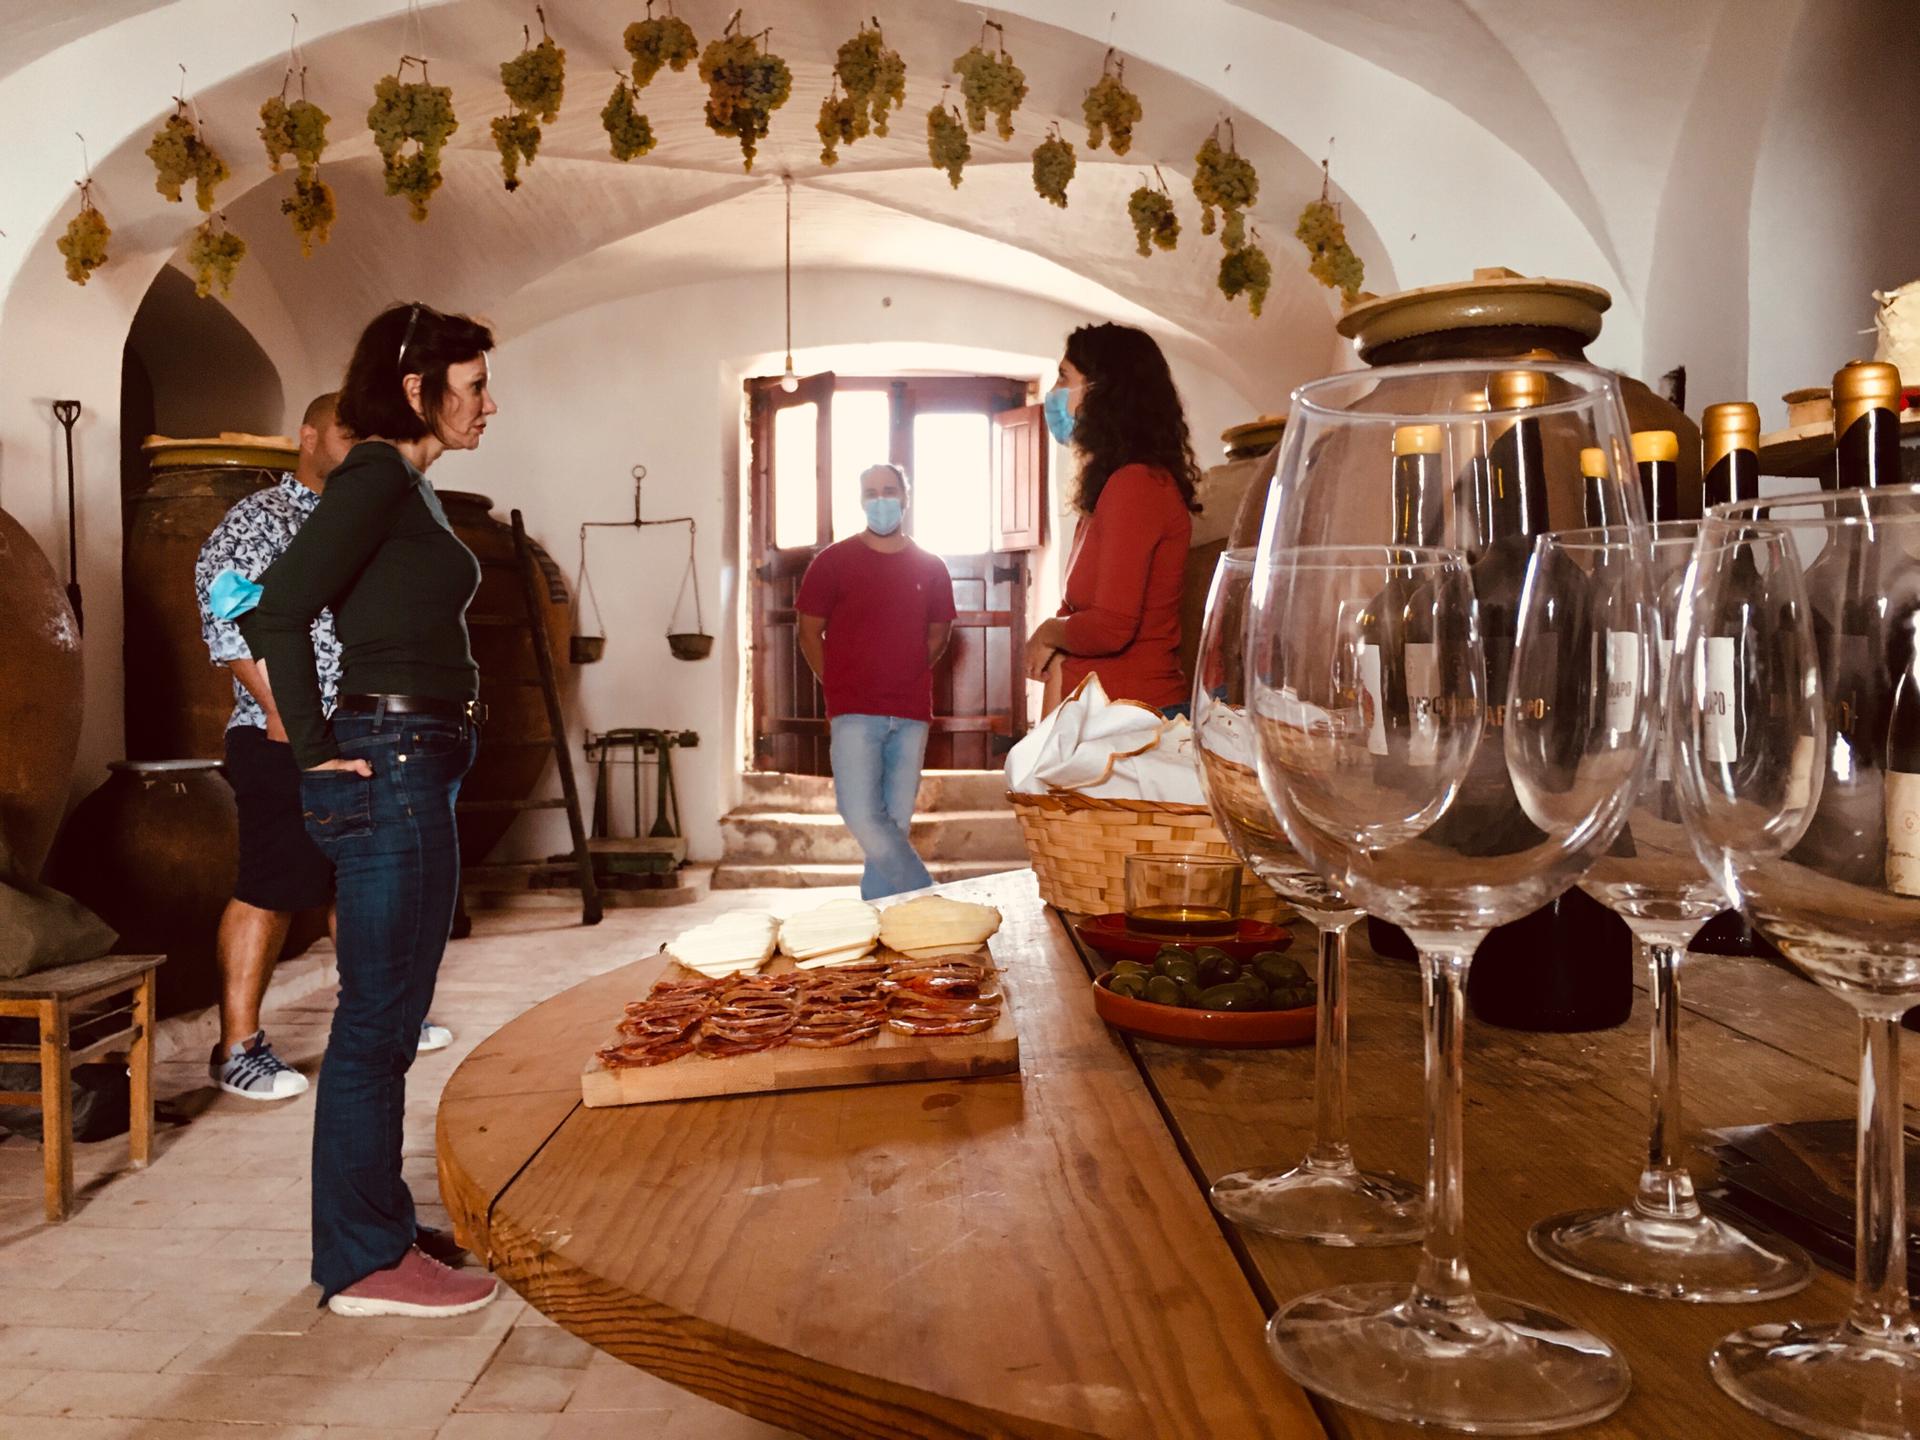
top-left (338, 693), bottom-right (488, 725)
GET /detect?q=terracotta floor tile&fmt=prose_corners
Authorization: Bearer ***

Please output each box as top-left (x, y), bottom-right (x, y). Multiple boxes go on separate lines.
top-left (495, 1325), bottom-right (596, 1370)
top-left (662, 1407), bottom-right (804, 1439)
top-left (434, 1415), bottom-right (557, 1439)
top-left (368, 1334), bottom-right (505, 1383)
top-left (0, 1324), bottom-right (195, 1373)
top-left (0, 1421), bottom-right (330, 1439)
top-left (547, 1411), bottom-right (676, 1439)
top-left (564, 1360), bottom-right (689, 1412)
top-left (0, 1283), bottom-right (152, 1327)
top-left (456, 1361), bottom-right (581, 1414)
top-left (164, 1327), bottom-right (401, 1378)
top-left (64, 1252), bottom-right (293, 1294)
top-left (6, 1370), bottom-right (471, 1427)
top-left (0, 1368), bottom-right (40, 1404)
top-left (114, 1288), bottom-right (325, 1336)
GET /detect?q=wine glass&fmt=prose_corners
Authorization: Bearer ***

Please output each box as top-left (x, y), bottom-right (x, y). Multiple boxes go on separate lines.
top-left (1193, 549), bottom-right (1422, 1246)
top-left (1529, 523), bottom-right (1812, 1302)
top-left (1675, 493), bottom-right (1920, 1439)
top-left (1250, 360), bottom-right (1653, 1434)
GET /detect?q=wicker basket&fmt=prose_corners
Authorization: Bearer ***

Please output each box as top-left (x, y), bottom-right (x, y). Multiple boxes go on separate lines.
top-left (1008, 789), bottom-right (1289, 923)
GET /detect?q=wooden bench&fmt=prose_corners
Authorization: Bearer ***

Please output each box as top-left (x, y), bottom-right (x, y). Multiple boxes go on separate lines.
top-left (0, 955), bottom-right (162, 1221)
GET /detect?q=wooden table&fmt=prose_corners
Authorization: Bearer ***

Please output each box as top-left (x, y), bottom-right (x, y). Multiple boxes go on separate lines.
top-left (438, 870), bottom-right (1892, 1437)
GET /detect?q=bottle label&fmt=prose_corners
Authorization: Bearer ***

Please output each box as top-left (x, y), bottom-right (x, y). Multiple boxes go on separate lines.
top-left (1405, 641), bottom-right (1439, 766)
top-left (1787, 733), bottom-right (1817, 811)
top-left (1695, 636), bottom-right (1738, 763)
top-left (1604, 630), bottom-right (1639, 734)
top-left (1360, 643), bottom-right (1388, 756)
top-left (1888, 771), bottom-right (1920, 895)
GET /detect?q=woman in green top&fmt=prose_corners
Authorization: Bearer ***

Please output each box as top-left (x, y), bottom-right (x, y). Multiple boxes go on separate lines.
top-left (241, 302), bottom-right (500, 1319)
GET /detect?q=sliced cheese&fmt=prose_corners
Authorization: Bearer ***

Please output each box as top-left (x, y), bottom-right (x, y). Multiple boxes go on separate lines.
top-left (664, 910), bottom-right (778, 975)
top-left (793, 943), bottom-right (885, 970)
top-left (878, 895), bottom-right (1002, 955)
top-left (777, 897), bottom-right (881, 960)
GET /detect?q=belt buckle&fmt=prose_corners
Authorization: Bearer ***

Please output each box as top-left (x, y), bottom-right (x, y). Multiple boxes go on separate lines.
top-left (463, 699), bottom-right (489, 727)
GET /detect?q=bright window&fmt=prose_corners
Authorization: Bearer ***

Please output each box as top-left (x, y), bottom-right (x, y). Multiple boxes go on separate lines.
top-left (912, 411), bottom-right (992, 556)
top-left (831, 390), bottom-right (893, 541)
top-left (772, 403), bottom-right (817, 550)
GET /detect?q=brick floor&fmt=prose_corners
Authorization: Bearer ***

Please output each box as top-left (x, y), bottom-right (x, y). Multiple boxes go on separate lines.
top-left (0, 890), bottom-right (842, 1439)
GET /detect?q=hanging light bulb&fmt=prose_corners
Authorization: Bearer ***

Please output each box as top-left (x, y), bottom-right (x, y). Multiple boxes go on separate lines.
top-left (779, 173), bottom-right (800, 392)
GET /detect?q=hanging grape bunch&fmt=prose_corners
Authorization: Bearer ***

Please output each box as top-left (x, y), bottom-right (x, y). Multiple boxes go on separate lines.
top-left (835, 21), bottom-right (907, 140)
top-left (188, 218), bottom-right (247, 299)
top-left (146, 101), bottom-right (230, 212)
top-left (1083, 51), bottom-right (1141, 155)
top-left (953, 22), bottom-right (1026, 141)
top-left (1128, 172), bottom-right (1180, 257)
top-left (493, 16), bottom-right (565, 192)
top-left (623, 3), bottom-right (698, 89)
top-left (367, 65), bottom-right (458, 221)
top-left (260, 77), bottom-right (334, 256)
top-left (817, 83), bottom-right (858, 166)
top-left (491, 112), bottom-right (542, 191)
top-left (602, 76), bottom-right (657, 160)
top-left (1295, 178), bottom-right (1365, 301)
top-left (927, 92), bottom-right (970, 188)
top-left (699, 16), bottom-right (792, 172)
top-left (1192, 122), bottom-right (1258, 247)
top-left (1031, 128), bottom-right (1076, 208)
top-left (1219, 236), bottom-right (1272, 317)
top-left (58, 182), bottom-right (111, 287)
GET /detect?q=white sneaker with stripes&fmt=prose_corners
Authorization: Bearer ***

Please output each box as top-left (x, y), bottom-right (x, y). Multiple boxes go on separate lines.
top-left (212, 1031), bottom-right (309, 1101)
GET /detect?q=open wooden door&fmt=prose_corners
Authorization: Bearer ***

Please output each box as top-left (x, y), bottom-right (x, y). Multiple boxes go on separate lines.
top-left (748, 372), bottom-right (834, 774)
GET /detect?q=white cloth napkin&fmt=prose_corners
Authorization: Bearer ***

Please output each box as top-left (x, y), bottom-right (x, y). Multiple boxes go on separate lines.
top-left (1005, 674), bottom-right (1208, 804)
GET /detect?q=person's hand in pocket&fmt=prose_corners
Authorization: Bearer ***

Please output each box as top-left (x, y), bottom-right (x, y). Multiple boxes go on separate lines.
top-left (308, 756), bottom-right (374, 778)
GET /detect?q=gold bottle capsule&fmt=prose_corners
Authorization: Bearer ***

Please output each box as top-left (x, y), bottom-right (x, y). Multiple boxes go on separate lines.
top-left (1832, 360), bottom-right (1902, 435)
top-left (1488, 368), bottom-right (1550, 411)
top-left (1701, 402), bottom-right (1760, 474)
top-left (1630, 430), bottom-right (1679, 465)
top-left (1579, 447), bottom-right (1608, 478)
top-left (1394, 423), bottom-right (1444, 455)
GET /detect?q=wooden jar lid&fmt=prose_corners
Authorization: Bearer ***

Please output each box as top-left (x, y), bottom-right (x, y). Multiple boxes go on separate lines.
top-left (1336, 267), bottom-right (1613, 360)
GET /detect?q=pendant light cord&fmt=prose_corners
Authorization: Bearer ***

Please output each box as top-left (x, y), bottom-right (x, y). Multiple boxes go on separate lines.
top-left (783, 174), bottom-right (795, 378)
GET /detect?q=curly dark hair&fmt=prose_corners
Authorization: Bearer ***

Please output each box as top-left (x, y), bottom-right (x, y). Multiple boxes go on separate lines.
top-left (337, 302), bottom-right (494, 445)
top-left (1062, 323), bottom-right (1202, 514)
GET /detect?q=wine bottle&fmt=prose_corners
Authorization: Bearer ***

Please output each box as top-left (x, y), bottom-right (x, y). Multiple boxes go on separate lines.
top-left (1453, 390), bottom-right (1493, 562)
top-left (1466, 369), bottom-right (1635, 1033)
top-left (1632, 430), bottom-right (1681, 521)
top-left (1886, 610), bottom-right (1920, 898)
top-left (1580, 446), bottom-right (1626, 528)
top-left (1795, 360), bottom-right (1902, 887)
top-left (1689, 401), bottom-right (1788, 961)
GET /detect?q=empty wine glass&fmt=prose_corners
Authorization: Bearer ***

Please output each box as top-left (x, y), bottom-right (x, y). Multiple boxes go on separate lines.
top-left (1675, 494), bottom-right (1920, 1438)
top-left (1250, 360), bottom-right (1653, 1434)
top-left (1193, 549), bottom-right (1422, 1247)
top-left (1529, 523), bottom-right (1812, 1302)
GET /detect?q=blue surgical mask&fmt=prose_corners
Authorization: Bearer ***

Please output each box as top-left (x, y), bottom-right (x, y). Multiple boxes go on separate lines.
top-left (1043, 385), bottom-right (1077, 445)
top-left (863, 495), bottom-right (904, 535)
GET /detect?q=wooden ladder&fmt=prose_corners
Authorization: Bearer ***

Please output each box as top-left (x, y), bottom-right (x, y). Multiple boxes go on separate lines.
top-left (457, 512), bottom-right (602, 927)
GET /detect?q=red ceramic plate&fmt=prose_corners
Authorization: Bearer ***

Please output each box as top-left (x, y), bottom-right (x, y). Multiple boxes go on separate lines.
top-left (1074, 912), bottom-right (1293, 964)
top-left (1091, 972), bottom-right (1314, 1049)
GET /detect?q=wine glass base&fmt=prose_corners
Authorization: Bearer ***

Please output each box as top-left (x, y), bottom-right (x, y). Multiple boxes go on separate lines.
top-left (1712, 1322), bottom-right (1920, 1439)
top-left (1210, 1162), bottom-right (1423, 1247)
top-left (1266, 1281), bottom-right (1630, 1434)
top-left (1528, 1204), bottom-right (1811, 1302)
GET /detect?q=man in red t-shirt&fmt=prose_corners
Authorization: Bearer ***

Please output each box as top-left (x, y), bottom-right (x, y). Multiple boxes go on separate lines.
top-left (796, 464), bottom-right (956, 898)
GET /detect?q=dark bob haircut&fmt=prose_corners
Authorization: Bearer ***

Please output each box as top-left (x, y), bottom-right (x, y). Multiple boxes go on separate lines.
top-left (1062, 323), bottom-right (1202, 515)
top-left (336, 302), bottom-right (494, 444)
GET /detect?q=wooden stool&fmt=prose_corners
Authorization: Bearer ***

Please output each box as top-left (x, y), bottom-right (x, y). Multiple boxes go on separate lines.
top-left (0, 955), bottom-right (162, 1221)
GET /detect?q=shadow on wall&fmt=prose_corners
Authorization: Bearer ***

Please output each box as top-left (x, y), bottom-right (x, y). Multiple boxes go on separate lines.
top-left (124, 266), bottom-right (285, 442)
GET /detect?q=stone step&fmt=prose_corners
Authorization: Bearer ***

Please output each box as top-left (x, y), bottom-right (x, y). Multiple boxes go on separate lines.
top-left (719, 808), bottom-right (1026, 865)
top-left (734, 769), bottom-right (1010, 815)
top-left (710, 859), bottom-right (1021, 890)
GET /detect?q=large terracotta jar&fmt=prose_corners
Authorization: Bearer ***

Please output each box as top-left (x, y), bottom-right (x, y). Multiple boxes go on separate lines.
top-left (436, 492), bottom-right (571, 865)
top-left (44, 760), bottom-right (237, 1016)
top-left (0, 507), bottom-right (85, 882)
top-left (123, 438), bottom-right (296, 761)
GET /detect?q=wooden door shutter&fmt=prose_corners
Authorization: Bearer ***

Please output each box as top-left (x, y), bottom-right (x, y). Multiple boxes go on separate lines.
top-left (991, 403), bottom-right (1046, 551)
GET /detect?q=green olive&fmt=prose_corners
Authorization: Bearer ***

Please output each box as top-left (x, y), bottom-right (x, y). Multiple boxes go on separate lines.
top-left (1197, 952), bottom-right (1241, 988)
top-left (1110, 959), bottom-right (1152, 978)
top-left (1108, 972), bottom-right (1149, 1000)
top-left (1159, 957), bottom-right (1200, 987)
top-left (1269, 984), bottom-right (1317, 1010)
top-left (1253, 953), bottom-right (1310, 989)
top-left (1145, 975), bottom-right (1184, 1007)
top-left (1177, 978), bottom-right (1205, 1008)
top-left (1198, 982), bottom-right (1264, 1012)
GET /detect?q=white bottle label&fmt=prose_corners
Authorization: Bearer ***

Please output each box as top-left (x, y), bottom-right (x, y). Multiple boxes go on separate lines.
top-left (1694, 636), bottom-right (1738, 764)
top-left (1888, 771), bottom-right (1920, 896)
top-left (1405, 641), bottom-right (1439, 767)
top-left (1360, 643), bottom-right (1388, 756)
top-left (1604, 630), bottom-right (1639, 734)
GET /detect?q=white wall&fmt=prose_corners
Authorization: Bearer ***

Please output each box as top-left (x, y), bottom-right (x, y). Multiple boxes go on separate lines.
top-left (456, 267), bottom-right (1259, 862)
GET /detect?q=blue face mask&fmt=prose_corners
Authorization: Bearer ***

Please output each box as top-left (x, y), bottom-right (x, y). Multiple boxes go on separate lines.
top-left (1043, 385), bottom-right (1077, 445)
top-left (863, 495), bottom-right (904, 535)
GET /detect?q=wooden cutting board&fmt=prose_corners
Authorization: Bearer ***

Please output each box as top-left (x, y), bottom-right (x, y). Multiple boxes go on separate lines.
top-left (580, 947), bottom-right (1020, 1107)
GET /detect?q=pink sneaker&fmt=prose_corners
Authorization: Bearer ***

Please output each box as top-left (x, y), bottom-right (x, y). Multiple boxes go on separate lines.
top-left (327, 1246), bottom-right (498, 1318)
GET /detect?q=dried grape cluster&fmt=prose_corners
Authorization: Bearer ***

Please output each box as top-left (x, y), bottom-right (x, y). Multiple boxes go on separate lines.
top-left (699, 27), bottom-right (792, 172)
top-left (1031, 132), bottom-right (1075, 208)
top-left (1082, 61), bottom-right (1141, 155)
top-left (1192, 127), bottom-right (1257, 244)
top-left (1219, 239), bottom-right (1272, 317)
top-left (491, 110), bottom-right (542, 191)
top-left (834, 23), bottom-right (906, 139)
top-left (817, 85), bottom-right (857, 166)
top-left (260, 89), bottom-right (333, 255)
top-left (926, 101), bottom-right (970, 188)
top-left (1295, 197), bottom-right (1365, 300)
top-left (501, 34), bottom-right (565, 120)
top-left (146, 105), bottom-right (229, 212)
top-left (602, 77), bottom-right (657, 160)
top-left (58, 190), bottom-right (111, 287)
top-left (952, 36), bottom-right (1026, 141)
top-left (368, 71), bottom-right (458, 221)
top-left (188, 219), bottom-right (247, 299)
top-left (623, 9), bottom-right (698, 89)
top-left (1128, 183), bottom-right (1179, 257)
top-left (282, 175), bottom-right (335, 257)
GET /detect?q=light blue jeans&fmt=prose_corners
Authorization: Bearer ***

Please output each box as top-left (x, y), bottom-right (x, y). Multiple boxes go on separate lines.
top-left (829, 714), bottom-right (933, 900)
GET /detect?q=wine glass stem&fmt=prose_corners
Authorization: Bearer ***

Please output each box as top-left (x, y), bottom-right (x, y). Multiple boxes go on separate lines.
top-left (1633, 937), bottom-right (1701, 1222)
top-left (1413, 944), bottom-right (1481, 1317)
top-left (1306, 920), bottom-right (1354, 1172)
top-left (1850, 1011), bottom-right (1914, 1340)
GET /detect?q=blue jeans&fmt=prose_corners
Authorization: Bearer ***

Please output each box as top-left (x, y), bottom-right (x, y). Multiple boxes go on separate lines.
top-left (829, 714), bottom-right (933, 900)
top-left (299, 710), bottom-right (475, 1300)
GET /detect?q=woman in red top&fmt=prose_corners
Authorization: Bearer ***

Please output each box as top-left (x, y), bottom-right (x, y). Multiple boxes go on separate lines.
top-left (1024, 323), bottom-right (1201, 714)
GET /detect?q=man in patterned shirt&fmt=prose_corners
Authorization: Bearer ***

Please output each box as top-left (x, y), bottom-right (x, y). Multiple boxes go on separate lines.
top-left (196, 393), bottom-right (454, 1100)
